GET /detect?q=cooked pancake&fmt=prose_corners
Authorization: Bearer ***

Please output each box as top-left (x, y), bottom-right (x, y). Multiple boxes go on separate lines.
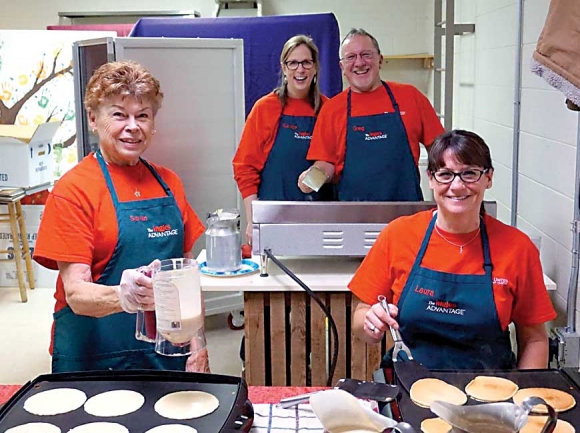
top-left (23, 388), bottom-right (87, 416)
top-left (420, 417), bottom-right (452, 433)
top-left (520, 416), bottom-right (575, 433)
top-left (154, 391), bottom-right (219, 420)
top-left (410, 378), bottom-right (467, 408)
top-left (465, 376), bottom-right (518, 402)
top-left (6, 423), bottom-right (61, 433)
top-left (513, 388), bottom-right (576, 413)
top-left (145, 426), bottom-right (198, 433)
top-left (84, 390), bottom-right (145, 417)
top-left (68, 422), bottom-right (129, 433)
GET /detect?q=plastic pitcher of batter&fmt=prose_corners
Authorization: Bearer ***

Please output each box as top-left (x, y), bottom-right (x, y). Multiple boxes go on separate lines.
top-left (151, 258), bottom-right (206, 357)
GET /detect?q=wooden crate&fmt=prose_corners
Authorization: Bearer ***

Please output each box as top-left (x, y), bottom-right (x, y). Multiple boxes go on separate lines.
top-left (244, 291), bottom-right (392, 386)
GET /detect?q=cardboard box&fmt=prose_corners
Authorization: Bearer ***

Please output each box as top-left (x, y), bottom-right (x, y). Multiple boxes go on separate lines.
top-left (0, 204), bottom-right (58, 288)
top-left (0, 122), bottom-right (60, 188)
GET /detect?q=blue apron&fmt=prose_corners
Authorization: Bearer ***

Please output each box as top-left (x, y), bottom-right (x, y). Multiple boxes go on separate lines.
top-left (387, 215), bottom-right (515, 370)
top-left (52, 151), bottom-right (187, 372)
top-left (337, 81), bottom-right (423, 202)
top-left (258, 113), bottom-right (320, 201)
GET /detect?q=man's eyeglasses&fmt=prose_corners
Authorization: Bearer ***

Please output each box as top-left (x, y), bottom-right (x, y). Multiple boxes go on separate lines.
top-left (340, 50), bottom-right (378, 64)
top-left (431, 168), bottom-right (490, 184)
top-left (284, 60), bottom-right (314, 70)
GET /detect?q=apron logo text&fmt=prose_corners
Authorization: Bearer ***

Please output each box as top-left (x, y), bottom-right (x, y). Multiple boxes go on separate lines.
top-left (281, 123), bottom-right (297, 129)
top-left (352, 125), bottom-right (365, 132)
top-left (364, 131), bottom-right (388, 141)
top-left (493, 277), bottom-right (508, 285)
top-left (426, 299), bottom-right (466, 316)
top-left (130, 215), bottom-right (148, 222)
top-left (146, 224), bottom-right (179, 238)
top-left (294, 131), bottom-right (312, 140)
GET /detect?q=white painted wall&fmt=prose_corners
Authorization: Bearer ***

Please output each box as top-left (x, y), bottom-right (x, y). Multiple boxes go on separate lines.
top-left (453, 0), bottom-right (578, 332)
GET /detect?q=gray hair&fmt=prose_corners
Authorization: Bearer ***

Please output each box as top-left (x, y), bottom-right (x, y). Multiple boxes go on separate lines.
top-left (340, 28), bottom-right (381, 57)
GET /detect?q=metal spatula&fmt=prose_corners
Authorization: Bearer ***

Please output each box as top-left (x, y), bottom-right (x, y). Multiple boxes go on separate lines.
top-left (278, 378), bottom-right (400, 409)
top-left (430, 396), bottom-right (558, 433)
top-left (378, 296), bottom-right (433, 393)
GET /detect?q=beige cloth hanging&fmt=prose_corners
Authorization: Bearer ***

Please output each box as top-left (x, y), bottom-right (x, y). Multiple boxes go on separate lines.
top-left (531, 0), bottom-right (580, 107)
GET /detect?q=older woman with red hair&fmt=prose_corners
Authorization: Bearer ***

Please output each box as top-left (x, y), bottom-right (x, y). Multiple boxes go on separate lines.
top-left (34, 61), bottom-right (208, 373)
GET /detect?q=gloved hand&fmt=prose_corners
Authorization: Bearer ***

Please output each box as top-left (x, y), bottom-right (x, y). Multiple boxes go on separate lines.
top-left (117, 260), bottom-right (159, 313)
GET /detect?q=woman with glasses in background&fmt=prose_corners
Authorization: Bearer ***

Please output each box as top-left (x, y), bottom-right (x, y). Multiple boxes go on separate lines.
top-left (300, 28), bottom-right (444, 201)
top-left (349, 130), bottom-right (556, 370)
top-left (233, 34), bottom-right (329, 244)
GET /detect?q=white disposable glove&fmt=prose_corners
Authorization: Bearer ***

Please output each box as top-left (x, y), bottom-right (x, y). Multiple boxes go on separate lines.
top-left (117, 261), bottom-right (158, 313)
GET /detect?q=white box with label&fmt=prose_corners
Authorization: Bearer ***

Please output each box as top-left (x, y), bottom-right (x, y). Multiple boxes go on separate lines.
top-left (0, 204), bottom-right (58, 288)
top-left (0, 122), bottom-right (60, 188)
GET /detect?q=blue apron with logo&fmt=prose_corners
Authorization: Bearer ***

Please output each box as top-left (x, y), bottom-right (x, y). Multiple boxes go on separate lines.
top-left (384, 215), bottom-right (515, 370)
top-left (259, 113), bottom-right (320, 201)
top-left (337, 81), bottom-right (423, 202)
top-left (52, 151), bottom-right (187, 372)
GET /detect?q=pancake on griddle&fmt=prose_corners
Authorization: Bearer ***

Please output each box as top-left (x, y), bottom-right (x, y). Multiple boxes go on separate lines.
top-left (410, 378), bottom-right (467, 408)
top-left (464, 375), bottom-right (518, 402)
top-left (513, 388), bottom-right (576, 413)
top-left (23, 388), bottom-right (87, 416)
top-left (145, 426), bottom-right (198, 433)
top-left (68, 422), bottom-right (129, 432)
top-left (84, 390), bottom-right (145, 417)
top-left (154, 391), bottom-right (219, 420)
top-left (520, 416), bottom-right (575, 433)
top-left (6, 423), bottom-right (61, 433)
top-left (420, 417), bottom-right (452, 433)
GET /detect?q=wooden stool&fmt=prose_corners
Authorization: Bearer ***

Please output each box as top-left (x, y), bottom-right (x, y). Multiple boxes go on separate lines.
top-left (0, 190), bottom-right (35, 302)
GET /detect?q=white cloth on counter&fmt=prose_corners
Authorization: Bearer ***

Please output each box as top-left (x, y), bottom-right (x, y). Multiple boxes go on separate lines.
top-left (250, 403), bottom-right (324, 432)
top-left (249, 394), bottom-right (386, 432)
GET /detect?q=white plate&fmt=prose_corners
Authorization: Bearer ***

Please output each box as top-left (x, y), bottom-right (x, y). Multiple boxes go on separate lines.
top-left (199, 259), bottom-right (259, 277)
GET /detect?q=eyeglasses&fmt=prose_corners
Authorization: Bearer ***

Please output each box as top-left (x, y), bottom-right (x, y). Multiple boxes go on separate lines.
top-left (340, 50), bottom-right (378, 64)
top-left (431, 168), bottom-right (490, 184)
top-left (284, 60), bottom-right (314, 70)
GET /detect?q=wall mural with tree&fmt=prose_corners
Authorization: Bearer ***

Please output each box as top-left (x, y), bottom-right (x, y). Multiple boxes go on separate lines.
top-left (0, 30), bottom-right (114, 183)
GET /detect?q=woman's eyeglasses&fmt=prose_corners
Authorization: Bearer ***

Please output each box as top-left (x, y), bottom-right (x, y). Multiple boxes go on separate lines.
top-left (431, 168), bottom-right (490, 184)
top-left (340, 51), bottom-right (378, 64)
top-left (284, 60), bottom-right (314, 70)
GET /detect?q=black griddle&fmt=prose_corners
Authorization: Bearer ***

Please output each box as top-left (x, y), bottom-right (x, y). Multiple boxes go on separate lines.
top-left (394, 368), bottom-right (580, 431)
top-left (0, 370), bottom-right (253, 432)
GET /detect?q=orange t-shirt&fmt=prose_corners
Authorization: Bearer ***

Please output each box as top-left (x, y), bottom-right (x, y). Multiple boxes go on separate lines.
top-left (307, 82), bottom-right (444, 180)
top-left (233, 92), bottom-right (328, 198)
top-left (34, 153), bottom-right (205, 314)
top-left (349, 210), bottom-right (557, 331)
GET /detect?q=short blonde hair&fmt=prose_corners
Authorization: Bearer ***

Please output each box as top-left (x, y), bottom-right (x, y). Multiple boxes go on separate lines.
top-left (84, 61), bottom-right (163, 114)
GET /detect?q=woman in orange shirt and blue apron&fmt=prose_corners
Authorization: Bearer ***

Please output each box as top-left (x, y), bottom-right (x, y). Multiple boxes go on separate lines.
top-left (349, 130), bottom-right (556, 370)
top-left (233, 35), bottom-right (328, 244)
top-left (34, 61), bottom-right (207, 373)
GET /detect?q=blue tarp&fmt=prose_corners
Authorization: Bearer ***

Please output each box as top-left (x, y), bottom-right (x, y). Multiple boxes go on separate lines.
top-left (130, 13), bottom-right (343, 117)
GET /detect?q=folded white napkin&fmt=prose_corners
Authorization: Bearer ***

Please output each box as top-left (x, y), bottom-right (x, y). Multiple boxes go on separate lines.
top-left (309, 389), bottom-right (398, 433)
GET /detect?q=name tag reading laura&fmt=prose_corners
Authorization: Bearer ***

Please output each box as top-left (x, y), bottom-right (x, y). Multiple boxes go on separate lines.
top-left (302, 166), bottom-right (328, 192)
